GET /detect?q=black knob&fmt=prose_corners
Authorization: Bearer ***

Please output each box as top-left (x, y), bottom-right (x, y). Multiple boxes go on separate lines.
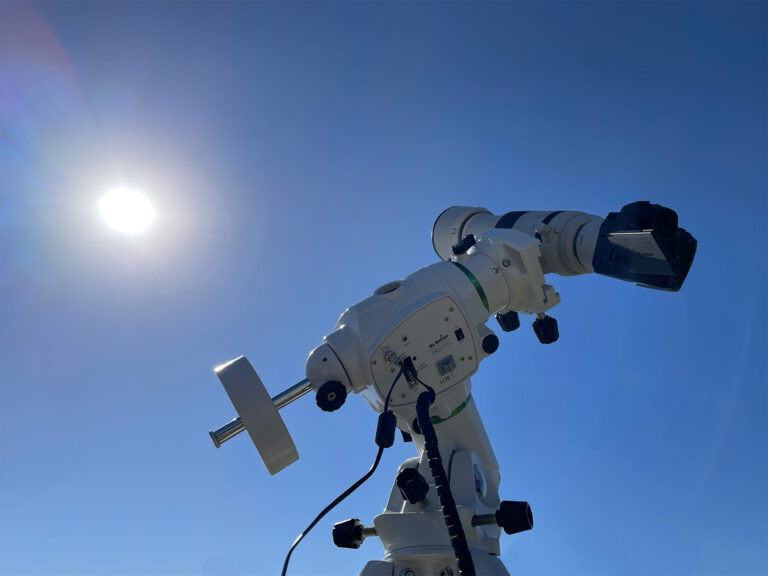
top-left (451, 234), bottom-right (477, 256)
top-left (496, 501), bottom-right (534, 535)
top-left (496, 310), bottom-right (520, 332)
top-left (333, 518), bottom-right (365, 549)
top-left (396, 467), bottom-right (430, 505)
top-left (482, 333), bottom-right (500, 354)
top-left (316, 381), bottom-right (347, 412)
top-left (532, 315), bottom-right (559, 344)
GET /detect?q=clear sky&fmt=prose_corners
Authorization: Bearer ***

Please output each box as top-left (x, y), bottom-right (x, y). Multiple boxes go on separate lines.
top-left (1, 2), bottom-right (766, 575)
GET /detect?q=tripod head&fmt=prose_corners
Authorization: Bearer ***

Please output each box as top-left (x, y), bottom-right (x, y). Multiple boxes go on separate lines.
top-left (209, 201), bottom-right (696, 474)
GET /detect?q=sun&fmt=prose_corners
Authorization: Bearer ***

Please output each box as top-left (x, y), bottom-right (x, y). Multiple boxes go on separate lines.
top-left (99, 188), bottom-right (156, 235)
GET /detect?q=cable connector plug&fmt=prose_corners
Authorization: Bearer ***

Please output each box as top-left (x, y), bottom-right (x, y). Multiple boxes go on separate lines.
top-left (400, 356), bottom-right (419, 386)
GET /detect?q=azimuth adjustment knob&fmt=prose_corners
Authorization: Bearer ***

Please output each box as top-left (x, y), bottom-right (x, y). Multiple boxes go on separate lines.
top-left (532, 315), bottom-right (559, 344)
top-left (333, 518), bottom-right (365, 549)
top-left (496, 500), bottom-right (534, 535)
top-left (316, 380), bottom-right (347, 412)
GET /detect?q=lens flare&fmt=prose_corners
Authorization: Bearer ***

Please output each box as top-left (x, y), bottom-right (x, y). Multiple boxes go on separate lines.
top-left (99, 188), bottom-right (156, 234)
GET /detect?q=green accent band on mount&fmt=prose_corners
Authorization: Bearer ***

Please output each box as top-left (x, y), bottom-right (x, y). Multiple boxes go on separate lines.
top-left (431, 394), bottom-right (472, 424)
top-left (452, 262), bottom-right (490, 312)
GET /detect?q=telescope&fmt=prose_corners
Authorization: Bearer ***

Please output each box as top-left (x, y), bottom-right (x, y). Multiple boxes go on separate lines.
top-left (433, 201), bottom-right (695, 290)
top-left (208, 201), bottom-right (696, 576)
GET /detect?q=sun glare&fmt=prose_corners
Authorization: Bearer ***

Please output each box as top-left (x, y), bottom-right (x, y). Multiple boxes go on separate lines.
top-left (99, 188), bottom-right (156, 235)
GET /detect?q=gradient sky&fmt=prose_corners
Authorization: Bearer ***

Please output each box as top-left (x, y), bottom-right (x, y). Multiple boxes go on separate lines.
top-left (1, 2), bottom-right (766, 576)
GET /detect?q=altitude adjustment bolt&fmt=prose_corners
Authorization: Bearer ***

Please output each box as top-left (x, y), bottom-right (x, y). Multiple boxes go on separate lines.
top-left (316, 380), bottom-right (347, 412)
top-left (496, 500), bottom-right (534, 535)
top-left (532, 315), bottom-right (559, 344)
top-left (332, 518), bottom-right (365, 549)
top-left (451, 233), bottom-right (476, 256)
top-left (472, 500), bottom-right (534, 535)
top-left (396, 467), bottom-right (430, 505)
top-left (495, 310), bottom-right (521, 332)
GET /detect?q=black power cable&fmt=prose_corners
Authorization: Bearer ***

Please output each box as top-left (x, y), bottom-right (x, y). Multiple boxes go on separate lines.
top-left (414, 376), bottom-right (476, 576)
top-left (280, 368), bottom-right (404, 576)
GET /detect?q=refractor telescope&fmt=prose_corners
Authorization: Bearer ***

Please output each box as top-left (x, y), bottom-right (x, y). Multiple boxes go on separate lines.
top-left (207, 201), bottom-right (696, 576)
top-left (433, 201), bottom-right (696, 291)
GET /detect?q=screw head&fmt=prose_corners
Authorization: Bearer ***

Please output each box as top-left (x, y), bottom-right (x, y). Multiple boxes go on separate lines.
top-left (400, 570), bottom-right (416, 576)
top-left (502, 258), bottom-right (511, 267)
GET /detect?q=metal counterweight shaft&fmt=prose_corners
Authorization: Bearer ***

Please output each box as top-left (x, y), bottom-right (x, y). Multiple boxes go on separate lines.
top-left (209, 379), bottom-right (312, 448)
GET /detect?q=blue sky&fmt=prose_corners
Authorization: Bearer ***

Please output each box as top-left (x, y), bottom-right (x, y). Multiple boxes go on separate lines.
top-left (1, 1), bottom-right (765, 575)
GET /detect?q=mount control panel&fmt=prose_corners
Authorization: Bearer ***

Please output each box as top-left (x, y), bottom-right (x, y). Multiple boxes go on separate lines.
top-left (370, 296), bottom-right (478, 407)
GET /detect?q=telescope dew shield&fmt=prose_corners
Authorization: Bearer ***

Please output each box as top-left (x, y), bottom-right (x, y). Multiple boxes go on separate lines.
top-left (592, 202), bottom-right (697, 292)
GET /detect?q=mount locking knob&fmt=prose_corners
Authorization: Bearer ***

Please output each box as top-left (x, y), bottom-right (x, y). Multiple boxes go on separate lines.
top-left (316, 380), bottom-right (347, 412)
top-left (451, 233), bottom-right (477, 256)
top-left (482, 333), bottom-right (500, 354)
top-left (532, 315), bottom-right (559, 344)
top-left (495, 310), bottom-right (521, 332)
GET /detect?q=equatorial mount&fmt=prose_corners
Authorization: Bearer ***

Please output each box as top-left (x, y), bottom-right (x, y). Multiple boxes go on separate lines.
top-left (206, 202), bottom-right (696, 576)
